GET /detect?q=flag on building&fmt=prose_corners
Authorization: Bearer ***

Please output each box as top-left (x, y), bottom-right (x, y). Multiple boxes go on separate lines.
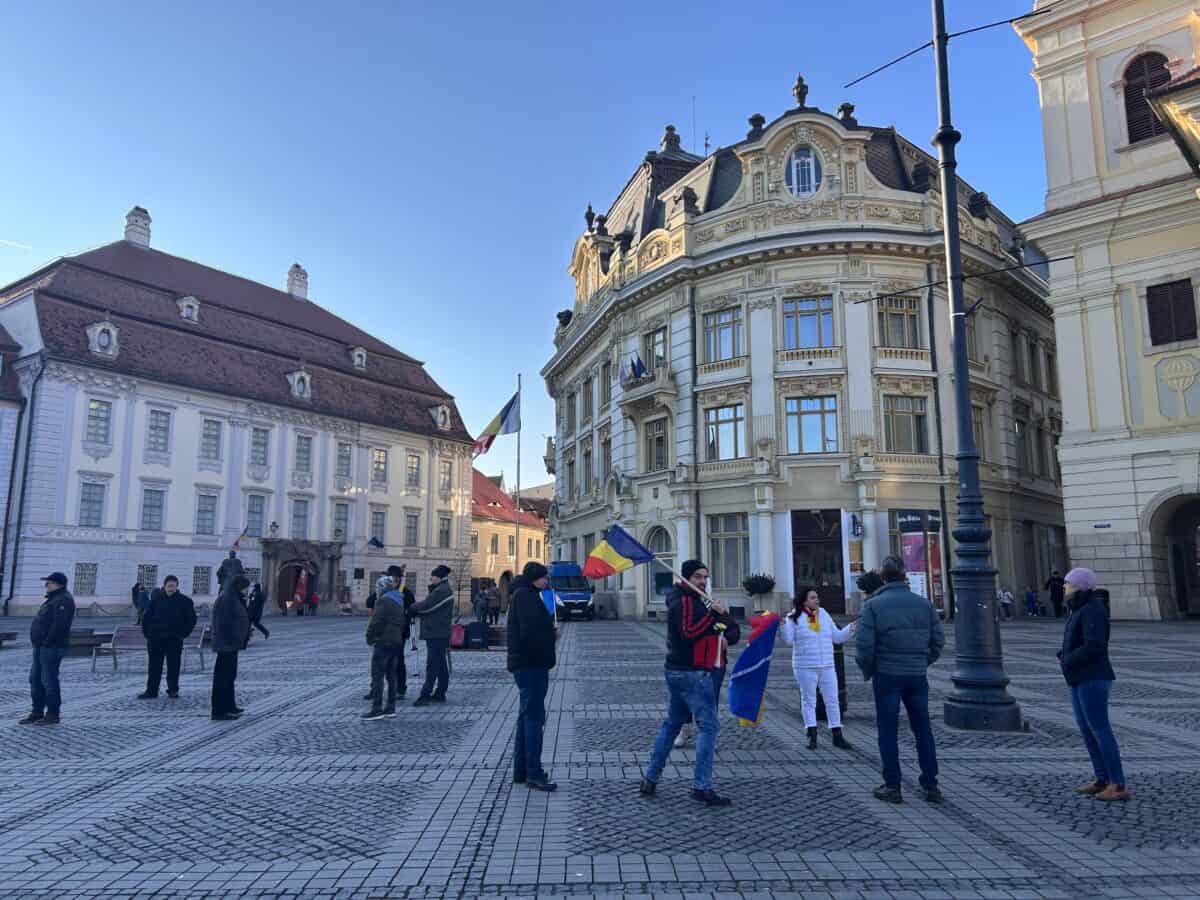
top-left (728, 612), bottom-right (781, 726)
top-left (473, 391), bottom-right (521, 456)
top-left (629, 352), bottom-right (648, 380)
top-left (231, 526), bottom-right (248, 550)
top-left (581, 525), bottom-right (656, 578)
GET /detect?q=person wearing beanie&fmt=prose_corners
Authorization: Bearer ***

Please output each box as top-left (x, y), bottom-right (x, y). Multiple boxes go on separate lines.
top-left (1059, 567), bottom-right (1130, 801)
top-left (210, 574), bottom-right (251, 721)
top-left (507, 561), bottom-right (557, 791)
top-left (640, 559), bottom-right (740, 807)
top-left (387, 565), bottom-right (415, 694)
top-left (411, 565), bottom-right (456, 706)
top-left (363, 576), bottom-right (407, 720)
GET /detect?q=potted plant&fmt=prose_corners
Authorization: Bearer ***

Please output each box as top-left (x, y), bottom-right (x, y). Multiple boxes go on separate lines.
top-left (739, 573), bottom-right (776, 620)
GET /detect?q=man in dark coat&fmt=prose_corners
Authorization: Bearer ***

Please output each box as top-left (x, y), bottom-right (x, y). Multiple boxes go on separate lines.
top-left (363, 576), bottom-right (408, 719)
top-left (387, 565), bottom-right (415, 694)
top-left (138, 575), bottom-right (197, 699)
top-left (1045, 571), bottom-right (1066, 618)
top-left (216, 550), bottom-right (244, 591)
top-left (247, 583), bottom-right (269, 639)
top-left (507, 562), bottom-right (557, 791)
top-left (20, 572), bottom-right (76, 725)
top-left (411, 565), bottom-right (455, 706)
top-left (210, 575), bottom-right (251, 721)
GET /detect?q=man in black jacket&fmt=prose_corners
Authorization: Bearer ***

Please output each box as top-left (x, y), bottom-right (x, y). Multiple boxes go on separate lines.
top-left (507, 562), bottom-right (557, 791)
top-left (138, 575), bottom-right (197, 699)
top-left (210, 575), bottom-right (251, 721)
top-left (20, 572), bottom-right (76, 725)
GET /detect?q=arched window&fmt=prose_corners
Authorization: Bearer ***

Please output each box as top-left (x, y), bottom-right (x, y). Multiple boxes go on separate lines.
top-left (646, 526), bottom-right (674, 606)
top-left (296, 376), bottom-right (307, 396)
top-left (1124, 52), bottom-right (1170, 145)
top-left (785, 146), bottom-right (822, 197)
top-left (97, 329), bottom-right (112, 350)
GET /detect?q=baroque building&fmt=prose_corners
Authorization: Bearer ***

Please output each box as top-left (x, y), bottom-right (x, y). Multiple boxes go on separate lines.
top-left (0, 208), bottom-right (474, 615)
top-left (1016, 0), bottom-right (1200, 619)
top-left (541, 78), bottom-right (1065, 619)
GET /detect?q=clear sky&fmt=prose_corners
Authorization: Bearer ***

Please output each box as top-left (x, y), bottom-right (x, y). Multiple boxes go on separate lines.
top-left (0, 1), bottom-right (1046, 490)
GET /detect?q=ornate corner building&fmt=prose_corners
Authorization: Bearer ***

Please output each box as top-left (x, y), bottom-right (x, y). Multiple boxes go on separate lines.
top-left (0, 208), bottom-right (474, 615)
top-left (541, 77), bottom-right (1066, 620)
top-left (1017, 0), bottom-right (1200, 619)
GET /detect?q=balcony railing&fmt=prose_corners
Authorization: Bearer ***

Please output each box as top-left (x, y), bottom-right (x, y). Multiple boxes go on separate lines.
top-left (776, 346), bottom-right (843, 364)
top-left (697, 458), bottom-right (756, 480)
top-left (698, 356), bottom-right (748, 377)
top-left (875, 346), bottom-right (931, 364)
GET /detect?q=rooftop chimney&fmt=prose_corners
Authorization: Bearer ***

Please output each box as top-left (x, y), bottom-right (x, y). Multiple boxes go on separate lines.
top-left (124, 206), bottom-right (151, 247)
top-left (287, 263), bottom-right (308, 299)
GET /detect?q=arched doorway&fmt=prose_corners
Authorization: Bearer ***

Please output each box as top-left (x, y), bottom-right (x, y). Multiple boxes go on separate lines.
top-left (646, 527), bottom-right (674, 609)
top-left (276, 558), bottom-right (319, 616)
top-left (1162, 498), bottom-right (1200, 617)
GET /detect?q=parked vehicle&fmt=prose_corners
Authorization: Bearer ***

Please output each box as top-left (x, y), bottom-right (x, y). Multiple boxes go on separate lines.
top-left (548, 562), bottom-right (595, 621)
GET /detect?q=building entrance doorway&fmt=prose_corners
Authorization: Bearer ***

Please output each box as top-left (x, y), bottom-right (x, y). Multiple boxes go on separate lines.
top-left (792, 509), bottom-right (844, 614)
top-left (1165, 498), bottom-right (1200, 616)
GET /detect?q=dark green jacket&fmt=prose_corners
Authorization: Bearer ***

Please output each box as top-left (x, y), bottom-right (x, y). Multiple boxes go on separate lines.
top-left (366, 589), bottom-right (408, 647)
top-left (412, 580), bottom-right (455, 641)
top-left (855, 581), bottom-right (944, 680)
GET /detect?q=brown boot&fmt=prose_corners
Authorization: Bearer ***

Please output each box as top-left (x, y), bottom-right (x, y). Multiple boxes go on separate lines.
top-left (1095, 784), bottom-right (1132, 802)
top-left (1074, 780), bottom-right (1107, 796)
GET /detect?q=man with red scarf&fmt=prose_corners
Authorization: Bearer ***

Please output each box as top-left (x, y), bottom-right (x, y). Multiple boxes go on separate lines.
top-left (639, 559), bottom-right (739, 807)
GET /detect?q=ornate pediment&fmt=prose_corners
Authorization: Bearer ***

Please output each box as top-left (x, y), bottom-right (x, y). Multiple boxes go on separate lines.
top-left (782, 280), bottom-right (833, 297)
top-left (877, 374), bottom-right (933, 395)
top-left (777, 375), bottom-right (845, 396)
top-left (697, 384), bottom-right (750, 407)
top-left (698, 294), bottom-right (738, 313)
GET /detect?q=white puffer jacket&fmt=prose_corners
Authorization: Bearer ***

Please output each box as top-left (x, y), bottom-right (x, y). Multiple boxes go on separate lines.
top-left (780, 608), bottom-right (854, 669)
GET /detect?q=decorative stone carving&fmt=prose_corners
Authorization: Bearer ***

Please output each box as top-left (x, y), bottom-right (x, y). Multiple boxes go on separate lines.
top-left (777, 375), bottom-right (844, 397)
top-left (695, 228), bottom-right (717, 245)
top-left (46, 362), bottom-right (136, 394)
top-left (782, 280), bottom-right (832, 297)
top-left (291, 470), bottom-right (313, 490)
top-left (724, 218), bottom-right (747, 234)
top-left (901, 207), bottom-right (923, 224)
top-left (876, 374), bottom-right (932, 395)
top-left (749, 293), bottom-right (776, 311)
top-left (879, 279), bottom-right (921, 296)
top-left (698, 384), bottom-right (750, 407)
top-left (749, 266), bottom-right (768, 287)
top-left (698, 294), bottom-right (737, 313)
top-left (243, 402), bottom-right (357, 435)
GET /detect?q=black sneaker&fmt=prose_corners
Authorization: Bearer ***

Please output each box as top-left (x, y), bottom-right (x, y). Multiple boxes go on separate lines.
top-left (527, 778), bottom-right (558, 793)
top-left (137, 692), bottom-right (158, 700)
top-left (638, 778), bottom-right (656, 797)
top-left (18, 713), bottom-right (42, 725)
top-left (35, 714), bottom-right (61, 725)
top-left (921, 787), bottom-right (944, 804)
top-left (873, 784), bottom-right (903, 804)
top-left (831, 728), bottom-right (853, 750)
top-left (382, 706), bottom-right (397, 717)
top-left (211, 713), bottom-right (239, 721)
top-left (233, 706), bottom-right (245, 715)
top-left (362, 708), bottom-right (388, 721)
top-left (690, 788), bottom-right (732, 807)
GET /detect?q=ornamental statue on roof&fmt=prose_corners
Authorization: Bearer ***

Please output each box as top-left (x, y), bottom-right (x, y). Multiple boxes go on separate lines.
top-left (793, 73), bottom-right (809, 108)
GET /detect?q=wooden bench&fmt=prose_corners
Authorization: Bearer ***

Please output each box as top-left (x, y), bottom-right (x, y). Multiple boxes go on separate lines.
top-left (0, 631), bottom-right (18, 649)
top-left (92, 624), bottom-right (146, 672)
top-left (69, 627), bottom-right (107, 658)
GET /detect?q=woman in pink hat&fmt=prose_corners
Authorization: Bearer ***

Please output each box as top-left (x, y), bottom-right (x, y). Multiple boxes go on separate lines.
top-left (1058, 567), bottom-right (1130, 801)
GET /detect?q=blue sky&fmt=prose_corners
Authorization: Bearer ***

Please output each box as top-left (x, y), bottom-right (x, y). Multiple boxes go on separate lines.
top-left (0, 2), bottom-right (1046, 489)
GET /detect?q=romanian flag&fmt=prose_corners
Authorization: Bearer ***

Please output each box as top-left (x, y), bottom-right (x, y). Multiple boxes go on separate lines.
top-left (728, 612), bottom-right (781, 726)
top-left (473, 391), bottom-right (520, 456)
top-left (232, 526), bottom-right (248, 550)
top-left (581, 525), bottom-right (655, 578)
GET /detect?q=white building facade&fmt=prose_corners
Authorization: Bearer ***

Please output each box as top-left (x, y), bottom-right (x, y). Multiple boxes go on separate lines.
top-left (1017, 0), bottom-right (1200, 618)
top-left (0, 209), bottom-right (473, 615)
top-left (543, 81), bottom-right (1066, 619)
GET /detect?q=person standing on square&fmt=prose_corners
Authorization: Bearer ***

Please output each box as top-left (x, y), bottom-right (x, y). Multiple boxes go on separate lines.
top-left (19, 573), bottom-right (75, 726)
top-left (507, 562), bottom-right (557, 791)
top-left (139, 575), bottom-right (196, 699)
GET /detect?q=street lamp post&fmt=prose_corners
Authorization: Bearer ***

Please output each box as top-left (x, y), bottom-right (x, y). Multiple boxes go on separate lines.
top-left (930, 0), bottom-right (1021, 731)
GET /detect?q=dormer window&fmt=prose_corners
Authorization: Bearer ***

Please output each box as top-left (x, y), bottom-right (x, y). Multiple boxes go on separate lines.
top-left (785, 146), bottom-right (822, 198)
top-left (429, 404), bottom-right (452, 431)
top-left (86, 320), bottom-right (120, 358)
top-left (177, 296), bottom-right (201, 322)
top-left (350, 346), bottom-right (367, 370)
top-left (286, 369), bottom-right (312, 400)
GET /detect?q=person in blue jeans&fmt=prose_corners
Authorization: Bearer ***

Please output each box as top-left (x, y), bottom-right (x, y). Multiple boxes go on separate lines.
top-left (640, 560), bottom-right (739, 807)
top-left (855, 557), bottom-right (945, 804)
top-left (507, 562), bottom-right (557, 791)
top-left (1059, 567), bottom-right (1130, 801)
top-left (20, 572), bottom-right (76, 726)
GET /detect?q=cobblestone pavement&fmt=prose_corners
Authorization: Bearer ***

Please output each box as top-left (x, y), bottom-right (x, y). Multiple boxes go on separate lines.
top-left (1, 614), bottom-right (1198, 899)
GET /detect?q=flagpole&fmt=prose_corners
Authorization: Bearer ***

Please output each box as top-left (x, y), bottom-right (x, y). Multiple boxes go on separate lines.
top-left (515, 372), bottom-right (522, 579)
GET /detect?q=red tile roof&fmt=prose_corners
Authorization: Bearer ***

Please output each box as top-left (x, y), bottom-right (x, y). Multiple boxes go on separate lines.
top-left (472, 468), bottom-right (546, 529)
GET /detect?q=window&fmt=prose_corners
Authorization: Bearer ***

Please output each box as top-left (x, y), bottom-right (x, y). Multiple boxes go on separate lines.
top-left (439, 459), bottom-right (452, 493)
top-left (96, 327), bottom-right (114, 351)
top-left (583, 533), bottom-right (596, 562)
top-left (645, 419), bottom-right (667, 472)
top-left (336, 442), bottom-right (353, 478)
top-left (882, 396), bottom-right (929, 454)
top-left (600, 362), bottom-right (612, 406)
top-left (334, 502), bottom-right (350, 540)
top-left (783, 297), bottom-right (834, 349)
top-left (137, 564), bottom-right (158, 590)
top-left (246, 494), bottom-right (266, 537)
top-left (582, 376), bottom-right (594, 421)
top-left (372, 448), bottom-right (388, 483)
top-left (1010, 331), bottom-right (1025, 383)
top-left (370, 509), bottom-right (387, 544)
top-left (250, 427), bottom-right (270, 467)
top-left (405, 512), bottom-right (420, 546)
top-left (439, 517), bottom-right (452, 549)
top-left (964, 314), bottom-right (979, 362)
top-left (527, 538), bottom-right (533, 558)
top-left (406, 453), bottom-right (421, 488)
top-left (294, 374), bottom-right (309, 397)
top-left (508, 534), bottom-right (516, 556)
top-left (295, 435), bottom-right (312, 473)
top-left (1124, 52), bottom-right (1170, 145)
top-left (703, 308), bottom-right (743, 362)
top-left (291, 498), bottom-right (309, 538)
top-left (79, 482), bottom-right (105, 527)
top-left (644, 328), bottom-right (668, 373)
top-left (1045, 348), bottom-right (1058, 397)
top-left (877, 297), bottom-right (922, 348)
top-left (489, 533), bottom-right (499, 555)
top-left (200, 419), bottom-right (222, 461)
top-left (785, 396), bottom-right (838, 454)
top-left (195, 493), bottom-right (218, 535)
top-left (140, 488), bottom-right (165, 531)
top-left (470, 531), bottom-right (479, 553)
top-left (74, 563), bottom-right (98, 596)
top-left (1014, 405), bottom-right (1030, 474)
top-left (147, 410), bottom-right (171, 453)
top-left (1027, 337), bottom-right (1042, 390)
top-left (704, 404), bottom-right (745, 461)
top-left (1052, 432), bottom-right (1062, 484)
top-left (565, 392), bottom-right (577, 433)
top-left (582, 445), bottom-right (593, 493)
top-left (1032, 424), bottom-right (1046, 477)
top-left (708, 513), bottom-right (751, 589)
top-left (971, 405), bottom-right (987, 460)
top-left (569, 537), bottom-right (578, 562)
top-left (535, 539), bottom-right (541, 558)
top-left (601, 432), bottom-right (612, 481)
top-left (86, 399), bottom-right (112, 444)
top-left (785, 146), bottom-right (822, 197)
top-left (566, 456), bottom-right (576, 497)
top-left (1147, 280), bottom-right (1197, 346)
top-left (193, 566), bottom-right (212, 596)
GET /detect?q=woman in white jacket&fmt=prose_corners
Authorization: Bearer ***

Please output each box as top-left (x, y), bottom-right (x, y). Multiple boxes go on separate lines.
top-left (781, 587), bottom-right (855, 750)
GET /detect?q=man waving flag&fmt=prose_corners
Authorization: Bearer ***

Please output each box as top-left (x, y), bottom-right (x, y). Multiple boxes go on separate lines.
top-left (473, 391), bottom-right (520, 456)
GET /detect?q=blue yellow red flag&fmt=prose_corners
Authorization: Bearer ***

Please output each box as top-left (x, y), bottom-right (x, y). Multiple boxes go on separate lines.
top-left (728, 612), bottom-right (781, 726)
top-left (581, 525), bottom-right (655, 578)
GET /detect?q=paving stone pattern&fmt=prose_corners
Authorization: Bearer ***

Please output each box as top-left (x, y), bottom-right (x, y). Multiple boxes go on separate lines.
top-left (0, 613), bottom-right (1198, 899)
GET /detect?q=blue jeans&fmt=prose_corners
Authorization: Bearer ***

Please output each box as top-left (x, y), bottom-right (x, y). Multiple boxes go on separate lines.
top-left (420, 638), bottom-right (449, 699)
top-left (1070, 679), bottom-right (1125, 786)
top-left (30, 646), bottom-right (67, 716)
top-left (872, 672), bottom-right (939, 790)
top-left (512, 667), bottom-right (550, 781)
top-left (645, 669), bottom-right (719, 791)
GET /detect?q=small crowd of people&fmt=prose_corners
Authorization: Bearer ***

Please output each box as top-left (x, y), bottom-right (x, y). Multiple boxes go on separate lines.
top-left (472, 582), bottom-right (503, 626)
top-left (997, 570), bottom-right (1068, 620)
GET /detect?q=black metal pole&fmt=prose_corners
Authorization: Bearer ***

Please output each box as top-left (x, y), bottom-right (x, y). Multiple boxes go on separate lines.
top-left (930, 0), bottom-right (1021, 731)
